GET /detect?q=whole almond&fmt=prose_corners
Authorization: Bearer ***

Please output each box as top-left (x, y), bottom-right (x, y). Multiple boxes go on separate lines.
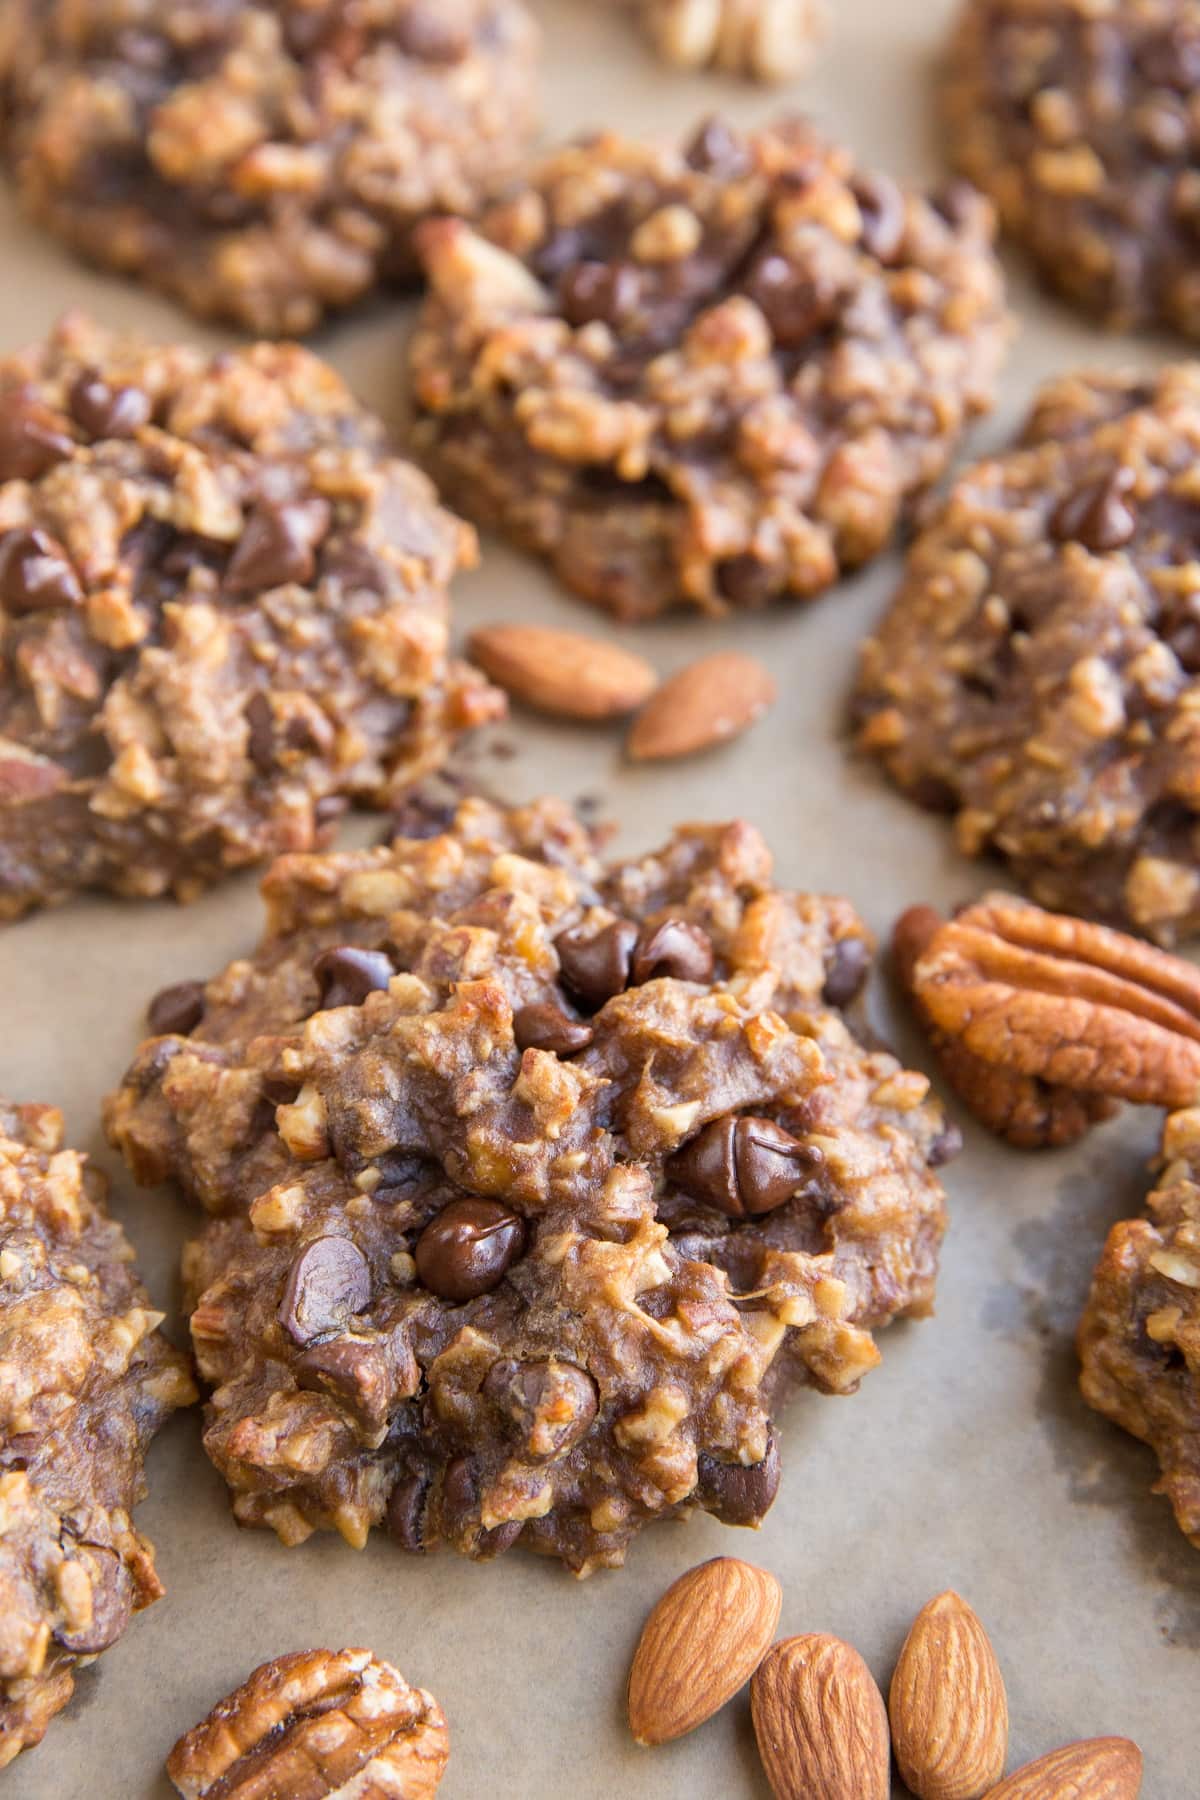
top-left (889, 1590), bottom-right (1008, 1799)
top-left (627, 1556), bottom-right (781, 1745)
top-left (467, 623), bottom-right (657, 721)
top-left (983, 1737), bottom-right (1143, 1799)
top-left (626, 650), bottom-right (776, 761)
top-left (751, 1633), bottom-right (889, 1800)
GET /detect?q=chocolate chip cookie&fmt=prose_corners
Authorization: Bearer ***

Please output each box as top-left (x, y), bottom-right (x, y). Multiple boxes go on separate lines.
top-left (0, 0), bottom-right (540, 335)
top-left (943, 0), bottom-right (1200, 336)
top-left (1079, 1105), bottom-right (1200, 1553)
top-left (0, 314), bottom-right (501, 921)
top-left (854, 364), bottom-right (1200, 945)
top-left (408, 117), bottom-right (1010, 622)
top-left (0, 1099), bottom-right (195, 1768)
top-left (104, 793), bottom-right (952, 1575)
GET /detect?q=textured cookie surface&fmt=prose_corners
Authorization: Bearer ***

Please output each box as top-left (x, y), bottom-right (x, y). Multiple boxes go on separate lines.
top-left (0, 314), bottom-right (500, 921)
top-left (854, 365), bottom-right (1200, 944)
top-left (943, 0), bottom-right (1200, 336)
top-left (0, 1100), bottom-right (195, 1768)
top-left (0, 0), bottom-right (540, 333)
top-left (409, 116), bottom-right (1009, 622)
top-left (105, 794), bottom-right (951, 1574)
top-left (1079, 1105), bottom-right (1200, 1551)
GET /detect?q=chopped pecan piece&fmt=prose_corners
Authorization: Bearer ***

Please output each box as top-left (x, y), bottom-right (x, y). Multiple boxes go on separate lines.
top-left (166, 1648), bottom-right (449, 1800)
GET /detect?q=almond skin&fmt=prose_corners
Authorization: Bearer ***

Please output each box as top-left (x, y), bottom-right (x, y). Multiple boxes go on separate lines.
top-left (467, 623), bottom-right (658, 721)
top-left (889, 1590), bottom-right (1008, 1799)
top-left (626, 650), bottom-right (776, 761)
top-left (983, 1737), bottom-right (1143, 1799)
top-left (751, 1633), bottom-right (889, 1800)
top-left (627, 1556), bottom-right (781, 1745)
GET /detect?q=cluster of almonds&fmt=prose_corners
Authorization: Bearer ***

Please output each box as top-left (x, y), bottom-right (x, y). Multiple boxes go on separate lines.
top-left (468, 622), bottom-right (776, 761)
top-left (626, 1557), bottom-right (1142, 1798)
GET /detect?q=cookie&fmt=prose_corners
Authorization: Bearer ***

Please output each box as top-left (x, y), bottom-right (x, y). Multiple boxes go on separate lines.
top-left (104, 793), bottom-right (953, 1575)
top-left (853, 364), bottom-right (1200, 945)
top-left (408, 116), bottom-right (1010, 622)
top-left (630, 0), bottom-right (826, 83)
top-left (943, 0), bottom-right (1200, 336)
top-left (0, 0), bottom-right (540, 334)
top-left (1079, 1105), bottom-right (1200, 1553)
top-left (0, 314), bottom-right (502, 921)
top-left (0, 1099), bottom-right (195, 1768)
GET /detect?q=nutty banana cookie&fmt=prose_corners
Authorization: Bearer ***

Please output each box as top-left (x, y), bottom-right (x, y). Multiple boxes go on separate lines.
top-left (0, 1099), bottom-right (195, 1768)
top-left (854, 364), bottom-right (1200, 945)
top-left (408, 116), bottom-right (1009, 622)
top-left (0, 314), bottom-right (501, 921)
top-left (0, 0), bottom-right (540, 335)
top-left (167, 1648), bottom-right (449, 1799)
top-left (943, 0), bottom-right (1200, 336)
top-left (625, 0), bottom-right (826, 83)
top-left (105, 793), bottom-right (953, 1575)
top-left (1080, 1105), bottom-right (1200, 1552)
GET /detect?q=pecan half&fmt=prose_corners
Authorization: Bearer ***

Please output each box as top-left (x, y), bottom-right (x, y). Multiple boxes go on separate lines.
top-left (166, 1648), bottom-right (449, 1800)
top-left (893, 905), bottom-right (1117, 1149)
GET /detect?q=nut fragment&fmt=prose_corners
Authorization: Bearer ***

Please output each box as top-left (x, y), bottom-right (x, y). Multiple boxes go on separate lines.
top-left (627, 1556), bottom-right (782, 1745)
top-left (889, 1591), bottom-right (1008, 1800)
top-left (982, 1736), bottom-right (1142, 1799)
top-left (467, 624), bottom-right (658, 721)
top-left (646, 0), bottom-right (827, 82)
top-left (165, 1647), bottom-right (449, 1800)
top-left (751, 1633), bottom-right (890, 1800)
top-left (627, 652), bottom-right (777, 761)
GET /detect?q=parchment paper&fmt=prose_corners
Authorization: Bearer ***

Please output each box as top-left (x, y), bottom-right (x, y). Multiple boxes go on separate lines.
top-left (3, 2), bottom-right (1198, 1794)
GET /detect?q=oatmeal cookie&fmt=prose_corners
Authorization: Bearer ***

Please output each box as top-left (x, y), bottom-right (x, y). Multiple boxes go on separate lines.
top-left (408, 117), bottom-right (1009, 622)
top-left (0, 0), bottom-right (540, 335)
top-left (0, 314), bottom-right (501, 921)
top-left (854, 364), bottom-right (1200, 945)
top-left (943, 0), bottom-right (1200, 336)
top-left (1079, 1105), bottom-right (1200, 1551)
top-left (628, 0), bottom-right (826, 83)
top-left (104, 793), bottom-right (952, 1575)
top-left (0, 1099), bottom-right (195, 1768)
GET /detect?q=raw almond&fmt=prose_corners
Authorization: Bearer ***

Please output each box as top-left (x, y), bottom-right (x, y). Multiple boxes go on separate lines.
top-left (751, 1632), bottom-right (889, 1800)
top-left (467, 623), bottom-right (658, 721)
top-left (626, 650), bottom-right (776, 760)
top-left (627, 1555), bottom-right (781, 1745)
top-left (983, 1737), bottom-right (1143, 1799)
top-left (889, 1590), bottom-right (1008, 1799)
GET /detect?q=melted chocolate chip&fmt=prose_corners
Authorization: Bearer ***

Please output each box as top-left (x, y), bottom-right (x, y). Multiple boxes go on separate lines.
top-left (52, 1545), bottom-right (133, 1655)
top-left (512, 1002), bottom-right (594, 1057)
top-left (482, 1357), bottom-right (598, 1460)
top-left (927, 1123), bottom-right (964, 1168)
top-left (386, 1471), bottom-right (430, 1552)
top-left (394, 7), bottom-right (469, 61)
top-left (555, 918), bottom-right (638, 1009)
top-left (696, 1424), bottom-right (780, 1526)
top-left (746, 253), bottom-right (836, 347)
top-left (147, 978), bottom-right (206, 1037)
top-left (630, 918), bottom-right (714, 985)
top-left (0, 387), bottom-right (74, 481)
top-left (414, 1198), bottom-right (526, 1302)
top-left (295, 1337), bottom-right (392, 1435)
top-left (68, 370), bottom-right (151, 439)
top-left (312, 945), bottom-right (395, 1010)
top-left (685, 115), bottom-right (750, 175)
top-left (0, 529), bottom-right (83, 613)
top-left (440, 1454), bottom-right (522, 1555)
top-left (561, 261), bottom-right (640, 328)
top-left (667, 1116), bottom-right (820, 1218)
top-left (822, 936), bottom-right (871, 1007)
top-left (1049, 469), bottom-right (1137, 552)
top-left (278, 1235), bottom-right (372, 1345)
top-left (854, 172), bottom-right (906, 265)
top-left (244, 693), bottom-right (277, 774)
top-left (716, 554), bottom-right (777, 609)
top-left (226, 497), bottom-right (332, 593)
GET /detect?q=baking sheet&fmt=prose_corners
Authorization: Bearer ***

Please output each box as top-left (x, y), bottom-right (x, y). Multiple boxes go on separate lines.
top-left (3, 1), bottom-right (1199, 1794)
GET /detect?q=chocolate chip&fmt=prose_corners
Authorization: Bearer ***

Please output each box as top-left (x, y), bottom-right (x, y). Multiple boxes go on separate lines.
top-left (1049, 469), bottom-right (1137, 553)
top-left (685, 115), bottom-right (750, 175)
top-left (716, 554), bottom-right (777, 609)
top-left (482, 1357), bottom-right (598, 1460)
top-left (630, 918), bottom-right (714, 986)
top-left (394, 7), bottom-right (469, 61)
top-left (278, 1235), bottom-right (372, 1345)
top-left (1139, 23), bottom-right (1200, 89)
top-left (414, 1198), bottom-right (526, 1302)
top-left (560, 261), bottom-right (640, 328)
top-left (746, 253), bottom-right (835, 347)
top-left (315, 793), bottom-right (348, 828)
top-left (667, 1116), bottom-right (820, 1218)
top-left (312, 945), bottom-right (395, 1010)
top-left (696, 1424), bottom-right (780, 1526)
top-left (68, 370), bottom-right (151, 439)
top-left (929, 179), bottom-right (978, 231)
top-left (854, 172), bottom-right (906, 265)
top-left (533, 227), bottom-right (589, 283)
top-left (0, 528), bottom-right (83, 613)
top-left (226, 498), bottom-right (332, 594)
top-left (295, 1338), bottom-right (392, 1436)
top-left (147, 978), bottom-right (205, 1037)
top-left (928, 1123), bottom-right (964, 1168)
top-left (440, 1454), bottom-right (522, 1556)
top-left (244, 693), bottom-right (276, 774)
top-left (512, 1002), bottom-right (594, 1057)
top-left (0, 387), bottom-right (74, 481)
top-left (53, 1545), bottom-right (133, 1655)
top-left (386, 1472), bottom-right (430, 1552)
top-left (555, 918), bottom-right (638, 1009)
top-left (822, 936), bottom-right (871, 1007)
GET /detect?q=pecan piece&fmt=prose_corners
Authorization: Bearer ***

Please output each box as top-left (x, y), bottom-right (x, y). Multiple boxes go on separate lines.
top-left (166, 1648), bottom-right (449, 1800)
top-left (893, 905), bottom-right (1117, 1149)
